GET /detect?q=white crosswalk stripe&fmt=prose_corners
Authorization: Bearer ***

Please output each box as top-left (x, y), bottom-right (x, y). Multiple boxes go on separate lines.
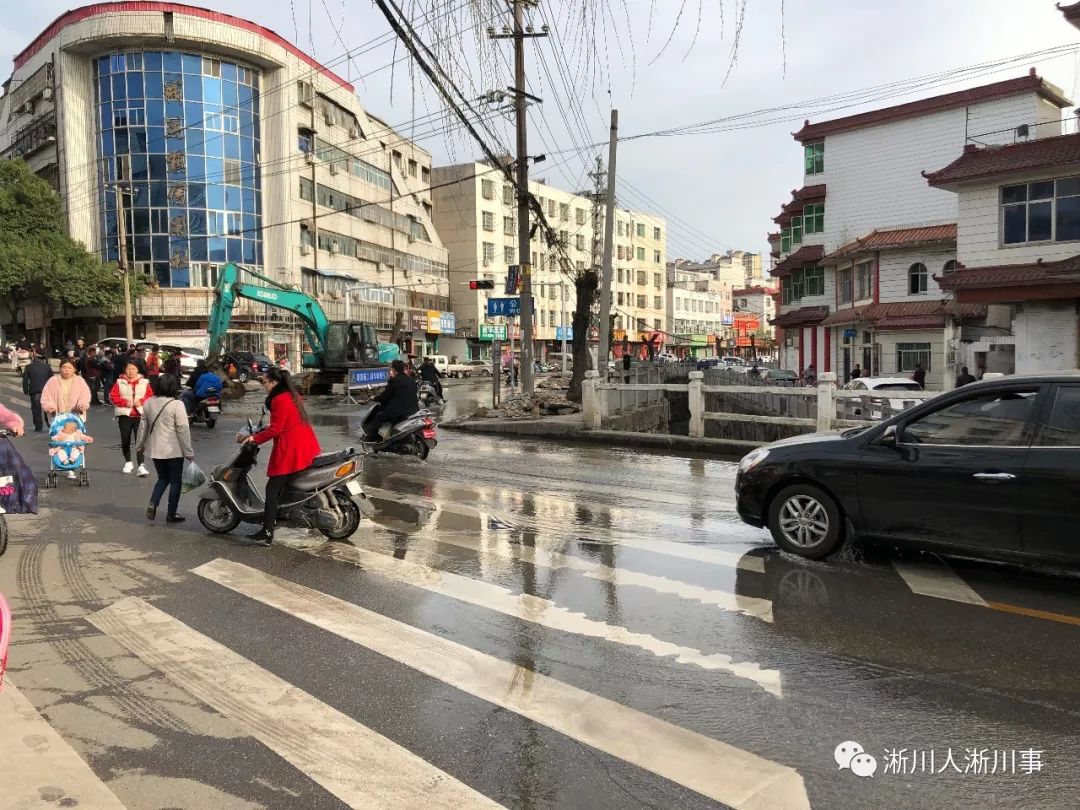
top-left (193, 558), bottom-right (810, 810)
top-left (892, 558), bottom-right (988, 606)
top-left (377, 530), bottom-right (774, 622)
top-left (275, 533), bottom-right (783, 695)
top-left (0, 678), bottom-right (127, 809)
top-left (364, 485), bottom-right (767, 572)
top-left (88, 596), bottom-right (503, 810)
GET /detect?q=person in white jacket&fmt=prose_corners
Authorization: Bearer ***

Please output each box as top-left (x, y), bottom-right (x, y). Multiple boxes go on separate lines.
top-left (136, 374), bottom-right (194, 523)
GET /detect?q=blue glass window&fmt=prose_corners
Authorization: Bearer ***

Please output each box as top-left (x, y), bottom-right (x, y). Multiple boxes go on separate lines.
top-left (112, 74), bottom-right (126, 101)
top-left (145, 73), bottom-right (163, 100)
top-left (190, 237), bottom-right (208, 261)
top-left (152, 236), bottom-right (169, 259)
top-left (187, 157), bottom-right (205, 183)
top-left (186, 128), bottom-right (204, 155)
top-left (150, 182), bottom-right (168, 207)
top-left (224, 135), bottom-right (240, 160)
top-left (126, 72), bottom-right (143, 99)
top-left (225, 186), bottom-right (241, 210)
top-left (98, 56), bottom-right (111, 75)
top-left (222, 81), bottom-right (237, 109)
top-left (144, 51), bottom-right (162, 71)
top-left (203, 78), bottom-right (222, 105)
top-left (163, 52), bottom-right (182, 72)
top-left (226, 239), bottom-right (242, 262)
top-left (182, 54), bottom-right (202, 75)
top-left (221, 62), bottom-right (237, 83)
top-left (98, 76), bottom-right (111, 103)
top-left (208, 237), bottom-right (227, 262)
top-left (154, 264), bottom-right (171, 287)
top-left (172, 267), bottom-right (191, 287)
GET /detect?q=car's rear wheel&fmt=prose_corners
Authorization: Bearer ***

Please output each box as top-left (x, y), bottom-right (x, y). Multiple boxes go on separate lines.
top-left (767, 484), bottom-right (844, 559)
top-left (237, 369), bottom-right (249, 383)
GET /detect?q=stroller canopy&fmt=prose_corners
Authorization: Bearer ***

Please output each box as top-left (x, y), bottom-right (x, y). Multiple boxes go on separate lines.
top-left (49, 412), bottom-right (87, 441)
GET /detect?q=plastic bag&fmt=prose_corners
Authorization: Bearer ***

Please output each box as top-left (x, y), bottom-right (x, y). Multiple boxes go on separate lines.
top-left (181, 460), bottom-right (208, 493)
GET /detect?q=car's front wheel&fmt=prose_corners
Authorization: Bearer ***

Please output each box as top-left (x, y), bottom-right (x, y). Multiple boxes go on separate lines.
top-left (767, 484), bottom-right (844, 559)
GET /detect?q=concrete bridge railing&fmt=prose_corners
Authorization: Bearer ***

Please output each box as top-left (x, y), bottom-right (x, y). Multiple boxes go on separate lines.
top-left (583, 371), bottom-right (937, 438)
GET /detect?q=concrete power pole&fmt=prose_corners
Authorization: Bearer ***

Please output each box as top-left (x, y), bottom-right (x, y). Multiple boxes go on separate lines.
top-left (111, 183), bottom-right (135, 343)
top-left (514, 0), bottom-right (535, 395)
top-left (596, 110), bottom-right (618, 367)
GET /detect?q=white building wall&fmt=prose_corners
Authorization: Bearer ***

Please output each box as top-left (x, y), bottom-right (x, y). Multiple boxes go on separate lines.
top-left (1014, 301), bottom-right (1079, 373)
top-left (957, 168), bottom-right (1080, 268)
top-left (877, 247), bottom-right (957, 302)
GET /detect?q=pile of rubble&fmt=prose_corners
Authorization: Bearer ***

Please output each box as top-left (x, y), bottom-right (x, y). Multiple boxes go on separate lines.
top-left (537, 372), bottom-right (571, 390)
top-left (472, 388), bottom-right (581, 419)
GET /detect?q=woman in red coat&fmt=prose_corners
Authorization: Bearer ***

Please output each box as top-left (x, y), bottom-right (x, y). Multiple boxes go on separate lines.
top-left (238, 367), bottom-right (321, 545)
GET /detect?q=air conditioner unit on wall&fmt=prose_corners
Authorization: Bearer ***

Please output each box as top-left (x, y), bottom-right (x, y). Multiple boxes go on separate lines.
top-left (305, 151), bottom-right (316, 165)
top-left (300, 244), bottom-right (311, 255)
top-left (329, 241), bottom-right (339, 255)
top-left (324, 111), bottom-right (335, 126)
top-left (42, 87), bottom-right (53, 101)
top-left (349, 127), bottom-right (360, 140)
top-left (329, 163), bottom-right (339, 175)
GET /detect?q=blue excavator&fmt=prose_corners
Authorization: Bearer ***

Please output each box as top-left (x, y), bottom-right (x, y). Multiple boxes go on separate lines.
top-left (206, 262), bottom-right (397, 395)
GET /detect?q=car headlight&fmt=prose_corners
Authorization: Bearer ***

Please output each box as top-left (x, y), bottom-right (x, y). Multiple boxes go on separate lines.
top-left (738, 448), bottom-right (770, 473)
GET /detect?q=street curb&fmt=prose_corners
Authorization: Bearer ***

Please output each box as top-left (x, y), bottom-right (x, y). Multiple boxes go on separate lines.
top-left (441, 417), bottom-right (761, 457)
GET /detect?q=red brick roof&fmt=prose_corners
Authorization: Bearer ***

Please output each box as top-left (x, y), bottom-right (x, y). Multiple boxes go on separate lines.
top-left (938, 255), bottom-right (1080, 290)
top-left (733, 286), bottom-right (777, 296)
top-left (771, 306), bottom-right (830, 327)
top-left (821, 300), bottom-right (985, 328)
top-left (794, 73), bottom-right (1071, 143)
top-left (822, 224), bottom-right (957, 263)
top-left (925, 133), bottom-right (1080, 188)
top-left (772, 185), bottom-right (827, 225)
top-left (771, 244), bottom-right (824, 277)
top-left (766, 232), bottom-right (781, 241)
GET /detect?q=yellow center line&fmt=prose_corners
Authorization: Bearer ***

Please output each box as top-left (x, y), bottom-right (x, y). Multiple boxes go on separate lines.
top-left (985, 600), bottom-right (1080, 627)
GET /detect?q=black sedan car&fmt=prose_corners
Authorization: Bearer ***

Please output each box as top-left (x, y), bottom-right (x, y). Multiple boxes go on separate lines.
top-left (736, 374), bottom-right (1079, 564)
top-left (224, 351), bottom-right (273, 383)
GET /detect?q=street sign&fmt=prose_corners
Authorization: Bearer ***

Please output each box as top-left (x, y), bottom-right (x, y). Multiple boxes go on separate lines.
top-left (479, 324), bottom-right (508, 341)
top-left (555, 326), bottom-right (573, 341)
top-left (487, 297), bottom-right (521, 317)
top-left (348, 367), bottom-right (389, 388)
top-left (505, 265), bottom-right (520, 295)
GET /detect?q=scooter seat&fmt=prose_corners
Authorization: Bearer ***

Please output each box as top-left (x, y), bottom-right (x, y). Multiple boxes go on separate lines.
top-left (309, 449), bottom-right (353, 468)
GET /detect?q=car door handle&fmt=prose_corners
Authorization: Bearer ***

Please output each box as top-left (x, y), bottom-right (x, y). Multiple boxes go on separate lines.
top-left (973, 472), bottom-right (1016, 482)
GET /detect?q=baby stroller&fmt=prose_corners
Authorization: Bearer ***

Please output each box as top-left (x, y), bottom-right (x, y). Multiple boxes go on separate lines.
top-left (46, 412), bottom-right (90, 488)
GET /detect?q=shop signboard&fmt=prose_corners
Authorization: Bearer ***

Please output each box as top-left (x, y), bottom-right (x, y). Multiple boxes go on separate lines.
top-left (487, 297), bottom-right (521, 317)
top-left (479, 324), bottom-right (508, 341)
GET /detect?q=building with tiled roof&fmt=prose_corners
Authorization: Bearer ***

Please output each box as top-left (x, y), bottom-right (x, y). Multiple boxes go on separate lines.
top-left (767, 65), bottom-right (1072, 388)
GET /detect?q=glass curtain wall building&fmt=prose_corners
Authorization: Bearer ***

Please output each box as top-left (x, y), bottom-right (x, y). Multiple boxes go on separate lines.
top-left (95, 51), bottom-right (262, 288)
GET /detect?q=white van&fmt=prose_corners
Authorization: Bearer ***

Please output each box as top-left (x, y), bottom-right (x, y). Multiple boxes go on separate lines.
top-left (424, 355), bottom-right (449, 374)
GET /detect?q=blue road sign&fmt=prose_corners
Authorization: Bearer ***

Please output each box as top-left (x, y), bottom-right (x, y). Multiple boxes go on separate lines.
top-left (349, 367), bottom-right (390, 388)
top-left (487, 297), bottom-right (521, 317)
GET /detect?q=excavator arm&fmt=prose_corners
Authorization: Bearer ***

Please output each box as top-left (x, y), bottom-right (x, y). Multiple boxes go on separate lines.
top-left (206, 263), bottom-right (330, 367)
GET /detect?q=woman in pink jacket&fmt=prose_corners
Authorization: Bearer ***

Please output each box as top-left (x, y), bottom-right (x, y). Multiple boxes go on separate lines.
top-left (0, 402), bottom-right (25, 436)
top-left (40, 358), bottom-right (91, 422)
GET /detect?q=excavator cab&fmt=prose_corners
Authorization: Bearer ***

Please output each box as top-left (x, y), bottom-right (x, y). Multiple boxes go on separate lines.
top-left (325, 322), bottom-right (379, 368)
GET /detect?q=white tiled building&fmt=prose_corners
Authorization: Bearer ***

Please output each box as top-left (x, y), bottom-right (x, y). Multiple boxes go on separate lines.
top-left (768, 71), bottom-right (1070, 388)
top-left (665, 265), bottom-right (733, 358)
top-left (0, 2), bottom-right (448, 356)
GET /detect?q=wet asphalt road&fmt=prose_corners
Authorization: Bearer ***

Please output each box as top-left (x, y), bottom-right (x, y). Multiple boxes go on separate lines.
top-left (1, 373), bottom-right (1080, 809)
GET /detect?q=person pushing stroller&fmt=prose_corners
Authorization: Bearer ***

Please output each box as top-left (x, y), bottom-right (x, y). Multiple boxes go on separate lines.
top-left (47, 412), bottom-right (93, 486)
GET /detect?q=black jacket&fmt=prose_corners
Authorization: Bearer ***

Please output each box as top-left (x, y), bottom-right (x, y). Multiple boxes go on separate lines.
top-left (23, 359), bottom-right (54, 395)
top-left (374, 373), bottom-right (419, 422)
top-left (418, 363), bottom-right (442, 383)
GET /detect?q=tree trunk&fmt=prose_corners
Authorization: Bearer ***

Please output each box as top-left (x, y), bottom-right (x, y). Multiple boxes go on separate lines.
top-left (567, 269), bottom-right (598, 403)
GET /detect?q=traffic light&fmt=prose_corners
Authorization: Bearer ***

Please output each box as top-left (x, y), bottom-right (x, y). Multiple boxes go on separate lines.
top-left (470, 279), bottom-right (495, 290)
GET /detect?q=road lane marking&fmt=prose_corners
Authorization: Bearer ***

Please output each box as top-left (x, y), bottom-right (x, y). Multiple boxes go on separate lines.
top-left (88, 597), bottom-right (502, 810)
top-left (0, 677), bottom-right (128, 809)
top-left (892, 558), bottom-right (988, 606)
top-left (271, 537), bottom-right (781, 695)
top-left (985, 601), bottom-right (1080, 627)
top-left (364, 486), bottom-right (767, 573)
top-left (194, 559), bottom-right (809, 810)
top-left (409, 533), bottom-right (774, 623)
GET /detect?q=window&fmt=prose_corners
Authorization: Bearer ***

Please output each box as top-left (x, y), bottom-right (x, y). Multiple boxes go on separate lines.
top-left (781, 276), bottom-right (792, 305)
top-left (838, 267), bottom-right (853, 303)
top-left (908, 262), bottom-right (928, 295)
top-left (790, 271), bottom-right (804, 301)
top-left (481, 179), bottom-right (495, 200)
top-left (855, 261), bottom-right (872, 300)
top-left (548, 199), bottom-right (556, 217)
top-left (654, 296), bottom-right (662, 309)
top-left (902, 389), bottom-right (1040, 447)
top-left (791, 214), bottom-right (803, 245)
top-left (636, 223), bottom-right (646, 237)
top-left (803, 265), bottom-right (825, 297)
top-left (942, 259), bottom-right (958, 274)
top-left (896, 342), bottom-right (932, 373)
top-left (408, 159), bottom-right (418, 178)
top-left (1002, 177), bottom-right (1080, 245)
top-left (636, 295), bottom-right (647, 309)
top-left (1035, 386), bottom-right (1080, 446)
top-left (576, 234), bottom-right (585, 251)
top-left (503, 246), bottom-right (515, 264)
top-left (482, 242), bottom-right (495, 262)
top-left (617, 246), bottom-right (624, 260)
top-left (636, 270), bottom-right (647, 286)
top-left (654, 250), bottom-right (661, 263)
top-left (421, 166), bottom-right (430, 183)
top-left (803, 203), bottom-right (825, 234)
top-left (299, 177), bottom-right (314, 201)
top-left (617, 292), bottom-right (624, 305)
top-left (501, 216), bottom-right (514, 236)
top-left (636, 247), bottom-right (646, 261)
top-left (804, 142), bottom-right (824, 174)
top-left (654, 319), bottom-right (661, 330)
top-left (559, 203), bottom-right (569, 221)
top-left (482, 211), bottom-right (495, 231)
top-left (780, 226), bottom-right (791, 253)
top-left (653, 273), bottom-right (662, 289)
top-left (503, 185), bottom-right (513, 205)
top-left (617, 268), bottom-right (623, 283)
top-left (653, 226), bottom-right (661, 240)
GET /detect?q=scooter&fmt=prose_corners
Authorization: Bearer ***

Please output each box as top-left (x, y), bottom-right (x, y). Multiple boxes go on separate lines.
top-left (190, 394), bottom-right (221, 429)
top-left (356, 404), bottom-right (437, 460)
top-left (194, 417), bottom-right (371, 540)
top-left (418, 381), bottom-right (443, 409)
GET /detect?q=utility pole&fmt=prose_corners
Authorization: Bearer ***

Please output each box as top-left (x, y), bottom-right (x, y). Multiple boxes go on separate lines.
top-left (597, 109), bottom-right (618, 369)
top-left (110, 182), bottom-right (135, 343)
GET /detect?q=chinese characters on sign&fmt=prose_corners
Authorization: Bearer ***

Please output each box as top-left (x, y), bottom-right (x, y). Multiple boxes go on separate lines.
top-left (487, 297), bottom-right (521, 317)
top-left (881, 748), bottom-right (1044, 776)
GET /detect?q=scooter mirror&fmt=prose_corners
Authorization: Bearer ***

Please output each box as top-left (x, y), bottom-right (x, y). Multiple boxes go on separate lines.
top-left (246, 417), bottom-right (255, 434)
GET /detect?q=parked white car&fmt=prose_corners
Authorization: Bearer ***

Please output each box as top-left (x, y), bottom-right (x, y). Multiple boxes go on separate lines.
top-left (840, 376), bottom-right (926, 419)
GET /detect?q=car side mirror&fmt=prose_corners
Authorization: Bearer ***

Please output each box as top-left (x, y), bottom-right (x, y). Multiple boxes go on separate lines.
top-left (878, 425), bottom-right (899, 449)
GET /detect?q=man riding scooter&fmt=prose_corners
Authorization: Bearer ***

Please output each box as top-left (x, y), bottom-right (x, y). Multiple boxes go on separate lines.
top-left (417, 356), bottom-right (444, 401)
top-left (362, 360), bottom-right (419, 441)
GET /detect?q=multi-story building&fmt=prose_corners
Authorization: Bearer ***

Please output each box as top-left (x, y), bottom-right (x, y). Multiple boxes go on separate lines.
top-left (768, 70), bottom-right (1070, 388)
top-left (431, 161), bottom-right (666, 360)
top-left (671, 251), bottom-right (766, 289)
top-left (924, 5), bottom-right (1080, 376)
top-left (665, 265), bottom-right (733, 359)
top-left (0, 1), bottom-right (448, 358)
top-left (732, 285), bottom-right (777, 357)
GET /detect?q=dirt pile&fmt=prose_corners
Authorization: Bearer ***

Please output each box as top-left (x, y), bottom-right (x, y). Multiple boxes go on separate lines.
top-left (472, 388), bottom-right (581, 419)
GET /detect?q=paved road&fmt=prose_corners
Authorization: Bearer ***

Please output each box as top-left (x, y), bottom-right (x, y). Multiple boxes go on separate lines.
top-left (1, 373), bottom-right (1079, 809)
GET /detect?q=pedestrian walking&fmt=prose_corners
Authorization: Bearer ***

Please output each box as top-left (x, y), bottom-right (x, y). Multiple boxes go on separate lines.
top-left (144, 346), bottom-right (161, 378)
top-left (82, 346), bottom-right (104, 406)
top-left (955, 366), bottom-right (977, 388)
top-left (22, 353), bottom-right (53, 432)
top-left (850, 363), bottom-right (862, 380)
top-left (109, 361), bottom-right (152, 476)
top-left (40, 358), bottom-right (91, 423)
top-left (803, 363), bottom-right (817, 386)
top-left (912, 364), bottom-right (927, 389)
top-left (622, 353), bottom-right (632, 384)
top-left (136, 374), bottom-right (193, 523)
